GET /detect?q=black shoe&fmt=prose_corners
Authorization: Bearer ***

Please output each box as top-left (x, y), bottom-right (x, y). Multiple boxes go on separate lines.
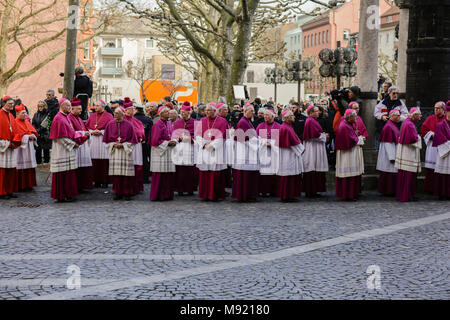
top-left (8, 194), bottom-right (17, 198)
top-left (65, 197), bottom-right (76, 202)
top-left (101, 184), bottom-right (108, 188)
top-left (113, 195), bottom-right (123, 200)
top-left (178, 192), bottom-right (184, 196)
top-left (124, 195), bottom-right (131, 201)
top-left (94, 182), bottom-right (101, 188)
top-left (0, 195), bottom-right (11, 200)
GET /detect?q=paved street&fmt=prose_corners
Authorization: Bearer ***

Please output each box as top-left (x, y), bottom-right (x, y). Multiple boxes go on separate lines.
top-left (0, 181), bottom-right (448, 300)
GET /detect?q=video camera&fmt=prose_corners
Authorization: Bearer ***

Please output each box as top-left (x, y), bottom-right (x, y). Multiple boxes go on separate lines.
top-left (330, 88), bottom-right (351, 109)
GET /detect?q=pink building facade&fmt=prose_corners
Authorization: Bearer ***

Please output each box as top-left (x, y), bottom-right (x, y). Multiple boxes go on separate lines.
top-left (4, 1), bottom-right (95, 114)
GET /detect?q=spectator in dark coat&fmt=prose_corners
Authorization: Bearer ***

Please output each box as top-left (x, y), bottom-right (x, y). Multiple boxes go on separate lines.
top-left (32, 100), bottom-right (52, 164)
top-left (292, 102), bottom-right (307, 139)
top-left (45, 89), bottom-right (59, 122)
top-left (73, 66), bottom-right (93, 120)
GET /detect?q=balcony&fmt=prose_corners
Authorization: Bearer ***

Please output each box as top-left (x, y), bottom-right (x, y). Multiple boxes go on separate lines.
top-left (101, 67), bottom-right (124, 76)
top-left (100, 47), bottom-right (124, 56)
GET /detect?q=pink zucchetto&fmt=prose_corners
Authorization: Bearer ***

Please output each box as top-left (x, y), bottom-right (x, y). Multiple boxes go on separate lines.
top-left (348, 101), bottom-right (359, 108)
top-left (59, 98), bottom-right (68, 105)
top-left (389, 109), bottom-right (400, 116)
top-left (157, 106), bottom-right (166, 115)
top-left (181, 101), bottom-right (191, 112)
top-left (282, 109), bottom-right (293, 121)
top-left (344, 109), bottom-right (356, 118)
top-left (123, 97), bottom-right (133, 108)
top-left (209, 102), bottom-right (218, 110)
top-left (306, 105), bottom-right (315, 113)
top-left (409, 107), bottom-right (421, 116)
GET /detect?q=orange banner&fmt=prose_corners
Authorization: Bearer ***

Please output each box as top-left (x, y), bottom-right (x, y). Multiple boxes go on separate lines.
top-left (141, 80), bottom-right (198, 104)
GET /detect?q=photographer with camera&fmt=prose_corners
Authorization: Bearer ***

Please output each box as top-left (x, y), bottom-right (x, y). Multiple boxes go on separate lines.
top-left (230, 104), bottom-right (244, 129)
top-left (329, 86), bottom-right (361, 133)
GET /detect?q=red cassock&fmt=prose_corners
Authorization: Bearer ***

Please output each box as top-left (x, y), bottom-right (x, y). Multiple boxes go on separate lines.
top-left (0, 109), bottom-right (18, 196)
top-left (14, 117), bottom-right (38, 191)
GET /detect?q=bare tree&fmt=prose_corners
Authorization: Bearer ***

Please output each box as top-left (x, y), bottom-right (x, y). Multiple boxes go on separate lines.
top-left (125, 56), bottom-right (161, 102)
top-left (0, 0), bottom-right (123, 96)
top-left (119, 0), bottom-right (337, 102)
top-left (161, 79), bottom-right (185, 100)
top-left (378, 52), bottom-right (397, 84)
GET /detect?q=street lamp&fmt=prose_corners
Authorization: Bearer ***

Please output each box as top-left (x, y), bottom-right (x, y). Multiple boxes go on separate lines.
top-left (284, 55), bottom-right (315, 101)
top-left (318, 41), bottom-right (357, 89)
top-left (264, 66), bottom-right (287, 103)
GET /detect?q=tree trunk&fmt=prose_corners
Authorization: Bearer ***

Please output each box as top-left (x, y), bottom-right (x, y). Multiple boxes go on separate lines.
top-left (218, 7), bottom-right (234, 101)
top-left (0, 2), bottom-right (13, 97)
top-left (63, 0), bottom-right (79, 99)
top-left (226, 0), bottom-right (260, 104)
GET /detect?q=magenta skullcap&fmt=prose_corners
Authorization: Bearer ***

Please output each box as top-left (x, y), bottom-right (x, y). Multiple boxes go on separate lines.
top-left (389, 109), bottom-right (400, 116)
top-left (409, 107), bottom-right (421, 116)
top-left (344, 109), bottom-right (356, 118)
top-left (306, 105), bottom-right (315, 113)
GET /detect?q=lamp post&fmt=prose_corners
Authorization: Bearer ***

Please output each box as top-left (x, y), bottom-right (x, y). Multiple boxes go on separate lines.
top-left (318, 43), bottom-right (358, 89)
top-left (285, 55), bottom-right (315, 101)
top-left (264, 66), bottom-right (287, 103)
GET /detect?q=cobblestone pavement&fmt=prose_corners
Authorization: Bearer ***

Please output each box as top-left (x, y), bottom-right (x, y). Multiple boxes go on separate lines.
top-left (0, 183), bottom-right (448, 300)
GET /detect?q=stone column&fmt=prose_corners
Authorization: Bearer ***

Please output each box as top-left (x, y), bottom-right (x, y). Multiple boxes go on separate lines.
top-left (396, 1), bottom-right (410, 97)
top-left (405, 0), bottom-right (450, 112)
top-left (356, 0), bottom-right (379, 173)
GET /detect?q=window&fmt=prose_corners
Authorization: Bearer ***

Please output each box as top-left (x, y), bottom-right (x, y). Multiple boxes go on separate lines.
top-left (304, 36), bottom-right (307, 48)
top-left (146, 39), bottom-right (154, 48)
top-left (387, 16), bottom-right (393, 23)
top-left (249, 87), bottom-right (258, 100)
top-left (314, 33), bottom-right (317, 46)
top-left (161, 64), bottom-right (175, 80)
top-left (103, 38), bottom-right (122, 48)
top-left (247, 70), bottom-right (254, 83)
top-left (322, 31), bottom-right (325, 44)
top-left (103, 58), bottom-right (122, 68)
top-left (83, 41), bottom-right (90, 60)
top-left (326, 30), bottom-right (329, 43)
top-left (113, 87), bottom-right (122, 96)
top-left (343, 29), bottom-right (350, 41)
top-left (318, 33), bottom-right (320, 45)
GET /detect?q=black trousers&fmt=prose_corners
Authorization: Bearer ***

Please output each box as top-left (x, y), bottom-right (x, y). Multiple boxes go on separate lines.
top-left (78, 95), bottom-right (89, 120)
top-left (35, 146), bottom-right (50, 164)
top-left (142, 143), bottom-right (150, 182)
